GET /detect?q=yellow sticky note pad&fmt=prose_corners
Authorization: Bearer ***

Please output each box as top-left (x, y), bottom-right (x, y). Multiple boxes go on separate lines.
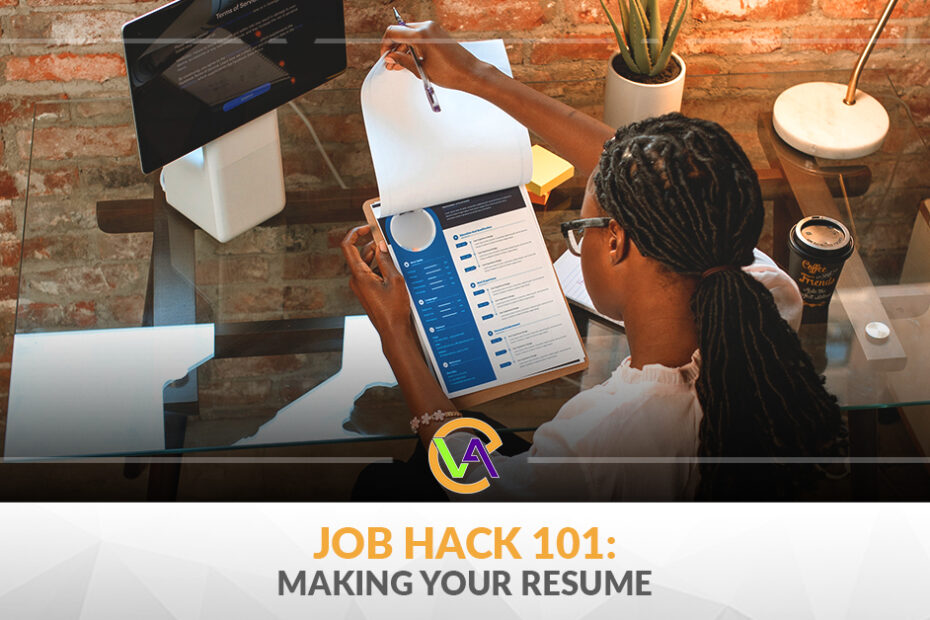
top-left (526, 145), bottom-right (575, 197)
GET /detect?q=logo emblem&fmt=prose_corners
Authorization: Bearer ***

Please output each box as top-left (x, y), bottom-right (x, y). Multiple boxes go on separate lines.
top-left (428, 418), bottom-right (502, 494)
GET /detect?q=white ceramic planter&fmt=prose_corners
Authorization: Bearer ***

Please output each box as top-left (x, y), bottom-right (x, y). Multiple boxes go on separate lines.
top-left (603, 52), bottom-right (686, 129)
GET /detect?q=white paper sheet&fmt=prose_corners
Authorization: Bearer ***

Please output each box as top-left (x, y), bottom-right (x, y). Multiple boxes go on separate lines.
top-left (360, 40), bottom-right (532, 215)
top-left (554, 250), bottom-right (624, 329)
top-left (4, 325), bottom-right (214, 459)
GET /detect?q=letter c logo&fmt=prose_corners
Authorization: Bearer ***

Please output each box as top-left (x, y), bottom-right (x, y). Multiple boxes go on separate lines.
top-left (428, 418), bottom-right (503, 494)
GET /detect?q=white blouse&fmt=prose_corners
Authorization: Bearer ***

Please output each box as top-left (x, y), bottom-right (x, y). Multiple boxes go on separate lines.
top-left (444, 250), bottom-right (803, 501)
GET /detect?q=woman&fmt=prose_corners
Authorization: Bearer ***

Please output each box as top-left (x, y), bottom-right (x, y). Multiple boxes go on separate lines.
top-left (341, 22), bottom-right (845, 500)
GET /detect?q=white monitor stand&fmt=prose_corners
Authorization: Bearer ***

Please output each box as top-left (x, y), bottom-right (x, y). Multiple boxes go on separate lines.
top-left (160, 109), bottom-right (286, 243)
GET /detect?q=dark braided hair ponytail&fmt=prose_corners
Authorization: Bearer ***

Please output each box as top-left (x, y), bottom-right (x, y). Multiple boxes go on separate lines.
top-left (594, 113), bottom-right (846, 499)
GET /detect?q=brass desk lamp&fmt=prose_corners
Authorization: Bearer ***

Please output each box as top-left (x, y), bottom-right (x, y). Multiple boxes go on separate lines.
top-left (772, 0), bottom-right (898, 159)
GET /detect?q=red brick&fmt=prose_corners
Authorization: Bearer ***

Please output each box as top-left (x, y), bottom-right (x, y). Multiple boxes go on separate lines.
top-left (196, 256), bottom-right (269, 285)
top-left (214, 226), bottom-right (287, 255)
top-left (283, 253), bottom-right (348, 279)
top-left (27, 267), bottom-right (109, 297)
top-left (564, 0), bottom-right (609, 24)
top-left (679, 27), bottom-right (782, 55)
top-left (18, 303), bottom-right (61, 330)
top-left (0, 340), bottom-right (10, 368)
top-left (0, 303), bottom-right (13, 365)
top-left (0, 99), bottom-right (37, 124)
top-left (889, 61), bottom-right (930, 92)
top-left (22, 237), bottom-right (51, 261)
top-left (26, 0), bottom-right (123, 4)
top-left (101, 263), bottom-right (144, 290)
top-left (529, 35), bottom-right (616, 64)
top-left (208, 355), bottom-right (306, 379)
top-left (0, 201), bottom-right (15, 233)
top-left (331, 147), bottom-right (374, 179)
top-left (693, 0), bottom-right (811, 21)
top-left (280, 372), bottom-right (337, 402)
top-left (196, 259), bottom-right (219, 286)
top-left (344, 0), bottom-right (394, 34)
top-left (280, 150), bottom-right (329, 180)
top-left (505, 41), bottom-right (524, 66)
top-left (14, 300), bottom-right (101, 329)
top-left (568, 0), bottom-right (682, 24)
top-left (4, 53), bottom-right (126, 82)
top-left (901, 88), bottom-right (930, 126)
top-left (281, 112), bottom-right (368, 144)
top-left (50, 10), bottom-right (132, 45)
top-left (918, 126), bottom-right (930, 150)
top-left (821, 0), bottom-right (930, 19)
top-left (913, 22), bottom-right (930, 51)
top-left (26, 167), bottom-right (80, 197)
top-left (310, 252), bottom-right (351, 277)
top-left (682, 56), bottom-right (723, 75)
top-left (21, 126), bottom-right (136, 160)
top-left (8, 13), bottom-right (50, 39)
top-left (200, 380), bottom-right (272, 408)
top-left (96, 232), bottom-right (151, 261)
top-left (0, 276), bottom-right (18, 300)
top-left (0, 241), bottom-right (21, 268)
top-left (65, 301), bottom-right (96, 328)
top-left (226, 287), bottom-right (285, 314)
top-left (889, 154), bottom-right (930, 190)
top-left (0, 172), bottom-right (20, 200)
top-left (513, 61), bottom-right (605, 82)
top-left (23, 234), bottom-right (91, 261)
top-left (684, 92), bottom-right (772, 124)
top-left (107, 295), bottom-right (144, 326)
top-left (283, 285), bottom-right (326, 311)
top-left (436, 0), bottom-right (546, 31)
top-left (345, 41), bottom-right (382, 70)
top-left (788, 23), bottom-right (907, 53)
top-left (73, 100), bottom-right (129, 119)
top-left (220, 256), bottom-right (269, 283)
top-left (725, 57), bottom-right (823, 73)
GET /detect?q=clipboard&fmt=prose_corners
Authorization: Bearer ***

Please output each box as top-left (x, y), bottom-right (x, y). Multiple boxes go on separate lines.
top-left (362, 196), bottom-right (589, 409)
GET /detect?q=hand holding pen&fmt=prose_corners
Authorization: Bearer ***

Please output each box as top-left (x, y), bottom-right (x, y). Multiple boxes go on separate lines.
top-left (381, 20), bottom-right (496, 102)
top-left (389, 8), bottom-right (441, 112)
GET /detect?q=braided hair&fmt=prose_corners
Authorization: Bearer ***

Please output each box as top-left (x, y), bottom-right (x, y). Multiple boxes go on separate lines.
top-left (594, 113), bottom-right (846, 499)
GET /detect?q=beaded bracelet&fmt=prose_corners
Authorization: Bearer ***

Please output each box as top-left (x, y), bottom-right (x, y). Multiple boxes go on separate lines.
top-left (410, 409), bottom-right (461, 433)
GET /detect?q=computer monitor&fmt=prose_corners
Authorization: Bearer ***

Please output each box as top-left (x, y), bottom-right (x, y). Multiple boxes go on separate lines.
top-left (122, 0), bottom-right (347, 241)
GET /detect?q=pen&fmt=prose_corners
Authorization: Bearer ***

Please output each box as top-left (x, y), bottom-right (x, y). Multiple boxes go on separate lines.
top-left (391, 7), bottom-right (441, 113)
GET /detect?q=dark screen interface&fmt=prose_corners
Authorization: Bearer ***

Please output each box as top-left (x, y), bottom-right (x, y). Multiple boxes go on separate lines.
top-left (123, 0), bottom-right (346, 173)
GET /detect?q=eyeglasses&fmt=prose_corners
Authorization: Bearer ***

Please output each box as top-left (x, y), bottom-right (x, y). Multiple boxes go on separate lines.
top-left (560, 217), bottom-right (612, 257)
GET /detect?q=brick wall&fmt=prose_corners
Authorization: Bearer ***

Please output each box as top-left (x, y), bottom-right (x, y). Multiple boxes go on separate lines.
top-left (1, 0), bottom-right (929, 428)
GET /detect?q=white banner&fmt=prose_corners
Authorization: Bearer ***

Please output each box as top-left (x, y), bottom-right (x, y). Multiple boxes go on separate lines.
top-left (1, 503), bottom-right (929, 618)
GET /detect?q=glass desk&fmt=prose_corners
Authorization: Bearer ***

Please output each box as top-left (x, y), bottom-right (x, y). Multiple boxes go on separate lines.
top-left (5, 71), bottom-right (930, 480)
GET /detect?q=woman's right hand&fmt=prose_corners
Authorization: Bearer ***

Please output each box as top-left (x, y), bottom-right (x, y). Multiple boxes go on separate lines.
top-left (379, 21), bottom-right (496, 95)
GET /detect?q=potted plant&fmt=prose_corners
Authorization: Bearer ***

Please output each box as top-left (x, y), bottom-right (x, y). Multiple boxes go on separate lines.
top-left (600, 0), bottom-right (690, 128)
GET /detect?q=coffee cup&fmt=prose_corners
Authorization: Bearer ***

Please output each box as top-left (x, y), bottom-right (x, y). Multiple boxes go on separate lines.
top-left (788, 215), bottom-right (854, 324)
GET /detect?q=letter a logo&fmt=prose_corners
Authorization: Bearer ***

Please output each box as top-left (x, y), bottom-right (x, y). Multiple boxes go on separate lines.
top-left (428, 418), bottom-right (503, 494)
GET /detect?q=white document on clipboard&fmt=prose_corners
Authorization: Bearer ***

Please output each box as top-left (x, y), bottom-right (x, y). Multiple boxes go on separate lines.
top-left (360, 40), bottom-right (587, 405)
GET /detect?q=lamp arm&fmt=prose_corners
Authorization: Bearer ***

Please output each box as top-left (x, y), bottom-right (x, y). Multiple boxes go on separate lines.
top-left (844, 0), bottom-right (899, 105)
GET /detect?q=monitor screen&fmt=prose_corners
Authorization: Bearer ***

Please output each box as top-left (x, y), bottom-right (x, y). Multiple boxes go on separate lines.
top-left (123, 0), bottom-right (347, 174)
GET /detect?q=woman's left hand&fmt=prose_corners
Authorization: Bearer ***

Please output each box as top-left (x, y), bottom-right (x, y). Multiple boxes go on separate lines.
top-left (342, 226), bottom-right (458, 441)
top-left (341, 225), bottom-right (413, 339)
